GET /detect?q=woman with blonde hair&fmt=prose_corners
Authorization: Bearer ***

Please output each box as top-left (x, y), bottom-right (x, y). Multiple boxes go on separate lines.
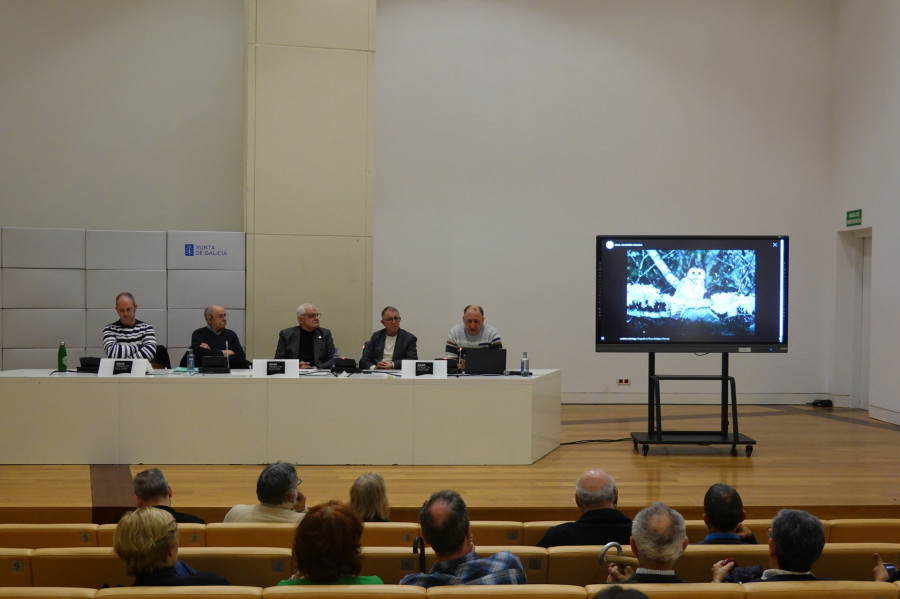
top-left (350, 472), bottom-right (390, 522)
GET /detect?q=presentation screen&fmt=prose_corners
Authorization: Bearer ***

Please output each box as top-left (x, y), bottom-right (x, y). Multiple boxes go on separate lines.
top-left (596, 235), bottom-right (789, 353)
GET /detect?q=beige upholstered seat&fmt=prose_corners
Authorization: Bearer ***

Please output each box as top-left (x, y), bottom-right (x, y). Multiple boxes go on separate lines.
top-left (427, 584), bottom-right (585, 599)
top-left (30, 547), bottom-right (132, 588)
top-left (828, 519), bottom-right (900, 543)
top-left (0, 548), bottom-right (33, 587)
top-left (522, 522), bottom-right (566, 546)
top-left (587, 582), bottom-right (744, 599)
top-left (0, 589), bottom-right (97, 599)
top-left (262, 585), bottom-right (427, 599)
top-left (545, 546), bottom-right (611, 586)
top-left (471, 522), bottom-right (525, 546)
top-left (742, 580), bottom-right (900, 599)
top-left (0, 524), bottom-right (98, 549)
top-left (98, 523), bottom-right (205, 548)
top-left (178, 547), bottom-right (293, 588)
top-left (359, 547), bottom-right (437, 585)
top-left (674, 544), bottom-right (769, 583)
top-left (815, 542), bottom-right (900, 581)
top-left (359, 522), bottom-right (420, 547)
top-left (204, 523), bottom-right (298, 548)
top-left (96, 586), bottom-right (263, 599)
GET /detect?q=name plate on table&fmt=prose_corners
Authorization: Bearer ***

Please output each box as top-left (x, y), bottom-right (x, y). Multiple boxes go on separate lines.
top-left (252, 359), bottom-right (300, 378)
top-left (401, 360), bottom-right (448, 379)
top-left (98, 359), bottom-right (150, 377)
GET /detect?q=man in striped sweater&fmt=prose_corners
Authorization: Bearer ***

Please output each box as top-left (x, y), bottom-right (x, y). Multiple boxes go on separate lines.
top-left (103, 292), bottom-right (157, 360)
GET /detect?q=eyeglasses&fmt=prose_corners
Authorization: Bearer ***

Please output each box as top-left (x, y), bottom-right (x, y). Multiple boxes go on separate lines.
top-left (384, 316), bottom-right (401, 322)
top-left (303, 313), bottom-right (322, 319)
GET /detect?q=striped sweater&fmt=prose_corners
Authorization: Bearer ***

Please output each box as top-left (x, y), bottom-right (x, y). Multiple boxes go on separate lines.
top-left (102, 319), bottom-right (157, 360)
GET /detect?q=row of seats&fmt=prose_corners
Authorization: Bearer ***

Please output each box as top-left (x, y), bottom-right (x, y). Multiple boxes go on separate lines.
top-left (2, 518), bottom-right (899, 550)
top-left (2, 543), bottom-right (899, 588)
top-left (2, 582), bottom-right (900, 599)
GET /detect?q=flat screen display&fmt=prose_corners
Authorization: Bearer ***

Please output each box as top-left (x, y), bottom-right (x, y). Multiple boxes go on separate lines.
top-left (596, 235), bottom-right (788, 353)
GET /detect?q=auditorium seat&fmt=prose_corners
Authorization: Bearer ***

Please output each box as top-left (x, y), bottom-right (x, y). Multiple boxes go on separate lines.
top-left (30, 547), bottom-right (131, 588)
top-left (471, 521), bottom-right (524, 545)
top-left (178, 547), bottom-right (293, 587)
top-left (522, 522), bottom-right (566, 546)
top-left (827, 519), bottom-right (900, 543)
top-left (360, 522), bottom-right (419, 547)
top-left (476, 546), bottom-right (548, 584)
top-left (96, 586), bottom-right (263, 599)
top-left (815, 542), bottom-right (900, 581)
top-left (741, 580), bottom-right (900, 598)
top-left (586, 582), bottom-right (744, 598)
top-left (0, 548), bottom-right (33, 587)
top-left (0, 524), bottom-right (98, 549)
top-left (359, 547), bottom-right (437, 584)
top-left (262, 584), bottom-right (426, 599)
top-left (545, 546), bottom-right (612, 586)
top-left (674, 544), bottom-right (769, 583)
top-left (0, 589), bottom-right (96, 599)
top-left (205, 523), bottom-right (298, 548)
top-left (683, 519), bottom-right (778, 545)
top-left (98, 523), bottom-right (205, 548)
top-left (427, 584), bottom-right (586, 599)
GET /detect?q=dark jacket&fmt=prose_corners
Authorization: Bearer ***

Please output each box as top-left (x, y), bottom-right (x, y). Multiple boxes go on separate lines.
top-left (360, 328), bottom-right (418, 369)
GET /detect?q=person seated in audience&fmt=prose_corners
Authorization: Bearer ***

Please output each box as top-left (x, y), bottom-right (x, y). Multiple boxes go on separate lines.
top-left (360, 306), bottom-right (418, 370)
top-left (279, 500), bottom-right (383, 585)
top-left (536, 468), bottom-right (631, 547)
top-left (594, 587), bottom-right (650, 599)
top-left (607, 502), bottom-right (688, 584)
top-left (713, 508), bottom-right (827, 583)
top-left (699, 483), bottom-right (757, 544)
top-left (126, 467), bottom-right (204, 524)
top-left (189, 304), bottom-right (248, 368)
top-left (874, 553), bottom-right (899, 582)
top-left (400, 490), bottom-right (526, 587)
top-left (223, 461), bottom-right (307, 523)
top-left (114, 507), bottom-right (227, 586)
top-left (103, 292), bottom-right (157, 360)
top-left (349, 472), bottom-right (390, 522)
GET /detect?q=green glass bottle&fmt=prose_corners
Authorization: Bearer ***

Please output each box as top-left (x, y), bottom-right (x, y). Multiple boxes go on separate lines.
top-left (57, 341), bottom-right (67, 372)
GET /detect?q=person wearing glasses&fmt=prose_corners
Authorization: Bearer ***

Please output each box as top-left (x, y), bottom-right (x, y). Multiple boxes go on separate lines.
top-left (223, 462), bottom-right (308, 523)
top-left (274, 303), bottom-right (336, 369)
top-left (359, 306), bottom-right (418, 370)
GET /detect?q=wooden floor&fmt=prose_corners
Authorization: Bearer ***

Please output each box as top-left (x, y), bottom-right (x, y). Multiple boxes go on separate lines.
top-left (1, 404), bottom-right (898, 524)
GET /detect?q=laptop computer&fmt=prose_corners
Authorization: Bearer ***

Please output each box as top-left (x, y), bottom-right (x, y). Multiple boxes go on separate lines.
top-left (464, 348), bottom-right (507, 375)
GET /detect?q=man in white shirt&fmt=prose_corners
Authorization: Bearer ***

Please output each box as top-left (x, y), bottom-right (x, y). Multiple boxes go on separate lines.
top-left (224, 462), bottom-right (307, 523)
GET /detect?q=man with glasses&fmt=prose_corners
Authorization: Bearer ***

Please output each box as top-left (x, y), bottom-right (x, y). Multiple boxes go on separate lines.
top-left (360, 306), bottom-right (418, 370)
top-left (224, 462), bottom-right (308, 523)
top-left (274, 303), bottom-right (336, 369)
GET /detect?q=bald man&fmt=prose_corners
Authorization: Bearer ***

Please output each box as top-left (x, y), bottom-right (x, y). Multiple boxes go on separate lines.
top-left (188, 304), bottom-right (248, 368)
top-left (536, 468), bottom-right (632, 548)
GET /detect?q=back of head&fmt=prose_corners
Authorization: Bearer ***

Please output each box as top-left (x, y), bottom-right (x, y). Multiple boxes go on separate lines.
top-left (594, 587), bottom-right (650, 599)
top-left (133, 468), bottom-right (168, 503)
top-left (575, 469), bottom-right (616, 510)
top-left (114, 507), bottom-right (178, 577)
top-left (631, 502), bottom-right (687, 567)
top-left (419, 490), bottom-right (469, 557)
top-left (293, 500), bottom-right (364, 583)
top-left (770, 509), bottom-right (825, 573)
top-left (703, 483), bottom-right (743, 533)
top-left (257, 461), bottom-right (298, 505)
top-left (349, 472), bottom-right (390, 522)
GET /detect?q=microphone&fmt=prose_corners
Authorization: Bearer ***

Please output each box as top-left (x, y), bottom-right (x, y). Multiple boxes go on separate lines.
top-left (457, 345), bottom-right (462, 377)
top-left (225, 340), bottom-right (230, 370)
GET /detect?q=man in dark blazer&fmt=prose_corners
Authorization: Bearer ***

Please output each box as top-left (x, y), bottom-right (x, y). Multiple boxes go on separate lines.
top-left (360, 306), bottom-right (418, 369)
top-left (274, 303), bottom-right (336, 369)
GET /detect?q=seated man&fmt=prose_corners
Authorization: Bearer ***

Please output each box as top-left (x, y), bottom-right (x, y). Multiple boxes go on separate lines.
top-left (699, 483), bottom-right (757, 544)
top-left (129, 468), bottom-right (204, 524)
top-left (536, 468), bottom-right (631, 547)
top-left (103, 292), bottom-right (157, 360)
top-left (715, 508), bottom-right (827, 583)
top-left (360, 306), bottom-right (418, 370)
top-left (189, 304), bottom-right (248, 368)
top-left (445, 305), bottom-right (502, 369)
top-left (400, 490), bottom-right (526, 587)
top-left (223, 461), bottom-right (308, 523)
top-left (274, 303), bottom-right (336, 369)
top-left (607, 502), bottom-right (688, 584)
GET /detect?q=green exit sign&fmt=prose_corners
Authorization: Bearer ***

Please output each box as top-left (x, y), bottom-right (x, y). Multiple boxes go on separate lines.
top-left (846, 209), bottom-right (862, 227)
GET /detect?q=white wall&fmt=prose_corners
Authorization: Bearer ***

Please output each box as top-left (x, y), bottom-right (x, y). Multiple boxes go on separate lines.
top-left (374, 0), bottom-right (835, 401)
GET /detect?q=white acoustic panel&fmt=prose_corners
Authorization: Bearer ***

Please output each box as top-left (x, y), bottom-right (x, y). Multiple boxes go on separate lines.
top-left (2, 347), bottom-right (89, 371)
top-left (167, 231), bottom-right (245, 270)
top-left (85, 270), bottom-right (167, 309)
top-left (2, 269), bottom-right (86, 308)
top-left (167, 270), bottom-right (245, 309)
top-left (2, 309), bottom-right (86, 348)
top-left (86, 230), bottom-right (166, 270)
top-left (166, 309), bottom-right (246, 352)
top-left (86, 308), bottom-right (168, 349)
top-left (1, 228), bottom-right (85, 268)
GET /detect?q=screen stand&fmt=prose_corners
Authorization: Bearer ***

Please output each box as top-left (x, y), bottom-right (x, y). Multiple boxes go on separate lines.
top-left (630, 352), bottom-right (756, 457)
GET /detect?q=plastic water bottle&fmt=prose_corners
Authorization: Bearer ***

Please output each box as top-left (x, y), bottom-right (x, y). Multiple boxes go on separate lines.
top-left (186, 349), bottom-right (195, 371)
top-left (520, 351), bottom-right (530, 377)
top-left (57, 341), bottom-right (67, 372)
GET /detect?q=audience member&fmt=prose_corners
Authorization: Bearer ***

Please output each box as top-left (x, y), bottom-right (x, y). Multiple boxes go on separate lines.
top-left (223, 462), bottom-right (307, 523)
top-left (114, 508), bottom-right (227, 586)
top-left (129, 468), bottom-right (204, 524)
top-left (699, 483), bottom-right (757, 544)
top-left (274, 303), bottom-right (336, 369)
top-left (874, 553), bottom-right (899, 582)
top-left (713, 508), bottom-right (827, 583)
top-left (536, 468), bottom-right (631, 547)
top-left (279, 500), bottom-right (383, 585)
top-left (607, 502), bottom-right (688, 584)
top-left (360, 306), bottom-right (418, 369)
top-left (400, 490), bottom-right (526, 587)
top-left (594, 587), bottom-right (650, 599)
top-left (103, 292), bottom-right (157, 360)
top-left (445, 305), bottom-right (501, 369)
top-left (189, 304), bottom-right (248, 368)
top-left (349, 472), bottom-right (390, 522)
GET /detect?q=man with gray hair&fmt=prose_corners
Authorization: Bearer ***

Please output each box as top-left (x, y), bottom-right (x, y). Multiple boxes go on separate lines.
top-left (223, 461), bottom-right (308, 523)
top-left (607, 502), bottom-right (688, 584)
top-left (123, 468), bottom-right (204, 524)
top-left (274, 303), bottom-right (336, 368)
top-left (360, 306), bottom-right (418, 370)
top-left (536, 468), bottom-right (631, 547)
top-left (188, 304), bottom-right (247, 368)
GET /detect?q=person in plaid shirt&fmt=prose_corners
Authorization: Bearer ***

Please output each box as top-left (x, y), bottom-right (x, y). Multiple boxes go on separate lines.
top-left (400, 490), bottom-right (526, 587)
